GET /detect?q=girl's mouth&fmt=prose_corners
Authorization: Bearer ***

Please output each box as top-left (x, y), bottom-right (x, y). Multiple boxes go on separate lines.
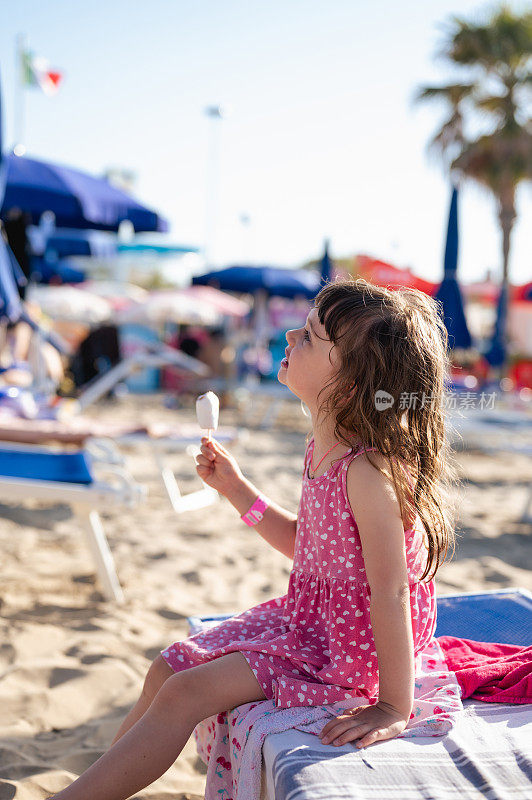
top-left (280, 357), bottom-right (289, 369)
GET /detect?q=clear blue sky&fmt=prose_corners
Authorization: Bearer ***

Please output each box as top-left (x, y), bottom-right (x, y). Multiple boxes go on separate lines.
top-left (1, 0), bottom-right (530, 283)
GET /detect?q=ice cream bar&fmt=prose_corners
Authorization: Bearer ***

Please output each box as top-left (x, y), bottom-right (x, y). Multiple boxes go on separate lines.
top-left (196, 391), bottom-right (219, 440)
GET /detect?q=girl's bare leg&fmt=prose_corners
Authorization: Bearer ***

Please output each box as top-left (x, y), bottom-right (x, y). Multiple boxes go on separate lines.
top-left (110, 655), bottom-right (174, 746)
top-left (50, 652), bottom-right (267, 800)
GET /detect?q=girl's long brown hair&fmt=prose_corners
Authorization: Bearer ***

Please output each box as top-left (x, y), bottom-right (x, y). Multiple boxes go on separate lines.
top-left (310, 276), bottom-right (460, 583)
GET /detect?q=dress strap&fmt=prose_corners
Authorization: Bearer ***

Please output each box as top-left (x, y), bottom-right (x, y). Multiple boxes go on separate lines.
top-left (348, 444), bottom-right (379, 460)
top-left (303, 436), bottom-right (314, 477)
top-left (340, 445), bottom-right (418, 520)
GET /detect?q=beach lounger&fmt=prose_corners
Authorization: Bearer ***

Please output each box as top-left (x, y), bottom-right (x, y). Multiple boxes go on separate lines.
top-left (0, 418), bottom-right (243, 514)
top-left (74, 342), bottom-right (210, 411)
top-left (0, 441), bottom-right (145, 602)
top-left (188, 588), bottom-right (532, 800)
top-left (115, 424), bottom-right (244, 513)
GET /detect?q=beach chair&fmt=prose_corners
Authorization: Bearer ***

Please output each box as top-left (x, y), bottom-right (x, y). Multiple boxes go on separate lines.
top-left (115, 424), bottom-right (245, 513)
top-left (0, 418), bottom-right (244, 514)
top-left (0, 441), bottom-right (145, 602)
top-left (188, 587), bottom-right (532, 800)
top-left (74, 342), bottom-right (210, 411)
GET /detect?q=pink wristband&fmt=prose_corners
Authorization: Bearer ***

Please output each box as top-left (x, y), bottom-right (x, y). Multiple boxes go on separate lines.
top-left (241, 494), bottom-right (269, 526)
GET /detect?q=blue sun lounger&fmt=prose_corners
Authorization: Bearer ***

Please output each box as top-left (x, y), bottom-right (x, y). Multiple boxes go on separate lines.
top-left (188, 588), bottom-right (532, 800)
top-left (0, 441), bottom-right (145, 602)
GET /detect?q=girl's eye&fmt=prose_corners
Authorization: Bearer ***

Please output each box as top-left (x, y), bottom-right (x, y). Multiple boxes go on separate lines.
top-left (303, 329), bottom-right (311, 342)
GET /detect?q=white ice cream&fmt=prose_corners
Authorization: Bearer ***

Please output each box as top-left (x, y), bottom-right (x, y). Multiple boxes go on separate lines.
top-left (196, 391), bottom-right (219, 434)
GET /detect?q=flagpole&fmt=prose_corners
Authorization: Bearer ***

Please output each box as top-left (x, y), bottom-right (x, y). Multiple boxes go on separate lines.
top-left (14, 32), bottom-right (26, 149)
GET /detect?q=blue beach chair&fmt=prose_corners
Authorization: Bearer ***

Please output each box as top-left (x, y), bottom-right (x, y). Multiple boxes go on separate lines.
top-left (0, 441), bottom-right (145, 602)
top-left (188, 588), bottom-right (532, 800)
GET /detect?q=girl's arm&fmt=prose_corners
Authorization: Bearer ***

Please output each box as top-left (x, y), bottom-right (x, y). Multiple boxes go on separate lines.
top-left (346, 455), bottom-right (415, 718)
top-left (196, 436), bottom-right (297, 559)
top-left (224, 475), bottom-right (297, 559)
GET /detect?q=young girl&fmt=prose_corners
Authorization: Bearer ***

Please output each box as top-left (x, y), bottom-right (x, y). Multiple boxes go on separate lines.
top-left (49, 277), bottom-right (457, 800)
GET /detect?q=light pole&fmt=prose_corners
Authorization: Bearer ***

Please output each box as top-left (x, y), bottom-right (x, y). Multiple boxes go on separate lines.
top-left (203, 104), bottom-right (229, 268)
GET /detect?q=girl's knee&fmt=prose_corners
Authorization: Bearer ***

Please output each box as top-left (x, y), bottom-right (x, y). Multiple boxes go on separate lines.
top-left (149, 671), bottom-right (198, 719)
top-left (143, 654), bottom-right (175, 700)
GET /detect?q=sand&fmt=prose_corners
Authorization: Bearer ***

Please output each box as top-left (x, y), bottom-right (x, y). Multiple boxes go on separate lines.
top-left (0, 393), bottom-right (531, 799)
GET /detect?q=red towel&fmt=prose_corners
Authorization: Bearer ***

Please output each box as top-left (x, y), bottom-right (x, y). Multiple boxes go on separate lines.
top-left (436, 636), bottom-right (532, 704)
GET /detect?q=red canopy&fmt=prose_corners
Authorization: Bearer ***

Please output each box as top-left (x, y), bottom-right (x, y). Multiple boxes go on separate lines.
top-left (353, 257), bottom-right (531, 306)
top-left (353, 255), bottom-right (438, 296)
top-left (514, 281), bottom-right (532, 303)
top-left (462, 279), bottom-right (531, 304)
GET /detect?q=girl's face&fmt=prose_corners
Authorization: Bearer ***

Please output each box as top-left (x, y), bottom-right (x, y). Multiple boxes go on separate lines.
top-left (278, 307), bottom-right (341, 410)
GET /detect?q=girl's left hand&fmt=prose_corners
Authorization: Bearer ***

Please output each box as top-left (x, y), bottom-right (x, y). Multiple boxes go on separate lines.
top-left (319, 700), bottom-right (409, 749)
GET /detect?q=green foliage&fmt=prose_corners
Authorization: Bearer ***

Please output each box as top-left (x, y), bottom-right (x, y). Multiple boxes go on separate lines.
top-left (413, 3), bottom-right (531, 373)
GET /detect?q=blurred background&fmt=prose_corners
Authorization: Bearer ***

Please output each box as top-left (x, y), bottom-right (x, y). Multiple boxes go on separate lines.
top-left (0, 0), bottom-right (530, 404)
top-left (0, 5), bottom-right (531, 799)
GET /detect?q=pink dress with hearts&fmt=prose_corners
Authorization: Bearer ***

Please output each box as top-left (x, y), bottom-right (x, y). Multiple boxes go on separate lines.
top-left (160, 437), bottom-right (437, 708)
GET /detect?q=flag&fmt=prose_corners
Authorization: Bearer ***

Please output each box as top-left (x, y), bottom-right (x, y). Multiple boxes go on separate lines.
top-left (22, 50), bottom-right (63, 95)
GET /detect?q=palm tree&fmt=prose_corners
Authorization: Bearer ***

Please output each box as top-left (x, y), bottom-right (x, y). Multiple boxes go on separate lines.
top-left (413, 4), bottom-right (532, 377)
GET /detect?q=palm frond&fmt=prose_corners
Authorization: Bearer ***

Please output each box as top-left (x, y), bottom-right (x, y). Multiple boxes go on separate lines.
top-left (411, 83), bottom-right (476, 109)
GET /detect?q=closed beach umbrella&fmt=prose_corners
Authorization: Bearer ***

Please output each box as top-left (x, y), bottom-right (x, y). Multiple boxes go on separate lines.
top-left (2, 153), bottom-right (168, 233)
top-left (433, 185), bottom-right (472, 350)
top-left (320, 239), bottom-right (333, 284)
top-left (484, 283), bottom-right (509, 368)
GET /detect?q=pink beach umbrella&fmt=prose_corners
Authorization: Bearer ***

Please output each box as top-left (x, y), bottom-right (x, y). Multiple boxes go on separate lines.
top-left (115, 290), bottom-right (221, 327)
top-left (180, 284), bottom-right (251, 318)
top-left (79, 280), bottom-right (149, 311)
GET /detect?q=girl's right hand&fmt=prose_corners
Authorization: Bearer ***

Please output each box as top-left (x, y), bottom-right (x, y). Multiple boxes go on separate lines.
top-left (195, 437), bottom-right (244, 495)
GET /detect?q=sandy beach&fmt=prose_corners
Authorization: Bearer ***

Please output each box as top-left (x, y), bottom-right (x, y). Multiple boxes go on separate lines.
top-left (1, 393), bottom-right (531, 799)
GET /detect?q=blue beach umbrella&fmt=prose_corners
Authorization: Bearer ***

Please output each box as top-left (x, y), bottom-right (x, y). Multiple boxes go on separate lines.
top-left (30, 255), bottom-right (86, 285)
top-left (2, 152), bottom-right (168, 233)
top-left (484, 283), bottom-right (509, 368)
top-left (433, 185), bottom-right (472, 350)
top-left (25, 228), bottom-right (115, 285)
top-left (44, 229), bottom-right (118, 258)
top-left (192, 265), bottom-right (321, 299)
top-left (0, 73), bottom-right (25, 322)
top-left (320, 239), bottom-right (333, 285)
top-left (0, 233), bottom-right (26, 321)
top-left (0, 72), bottom-right (68, 353)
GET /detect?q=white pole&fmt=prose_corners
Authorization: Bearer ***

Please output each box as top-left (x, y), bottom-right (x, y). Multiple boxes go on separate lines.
top-left (14, 33), bottom-right (27, 150)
